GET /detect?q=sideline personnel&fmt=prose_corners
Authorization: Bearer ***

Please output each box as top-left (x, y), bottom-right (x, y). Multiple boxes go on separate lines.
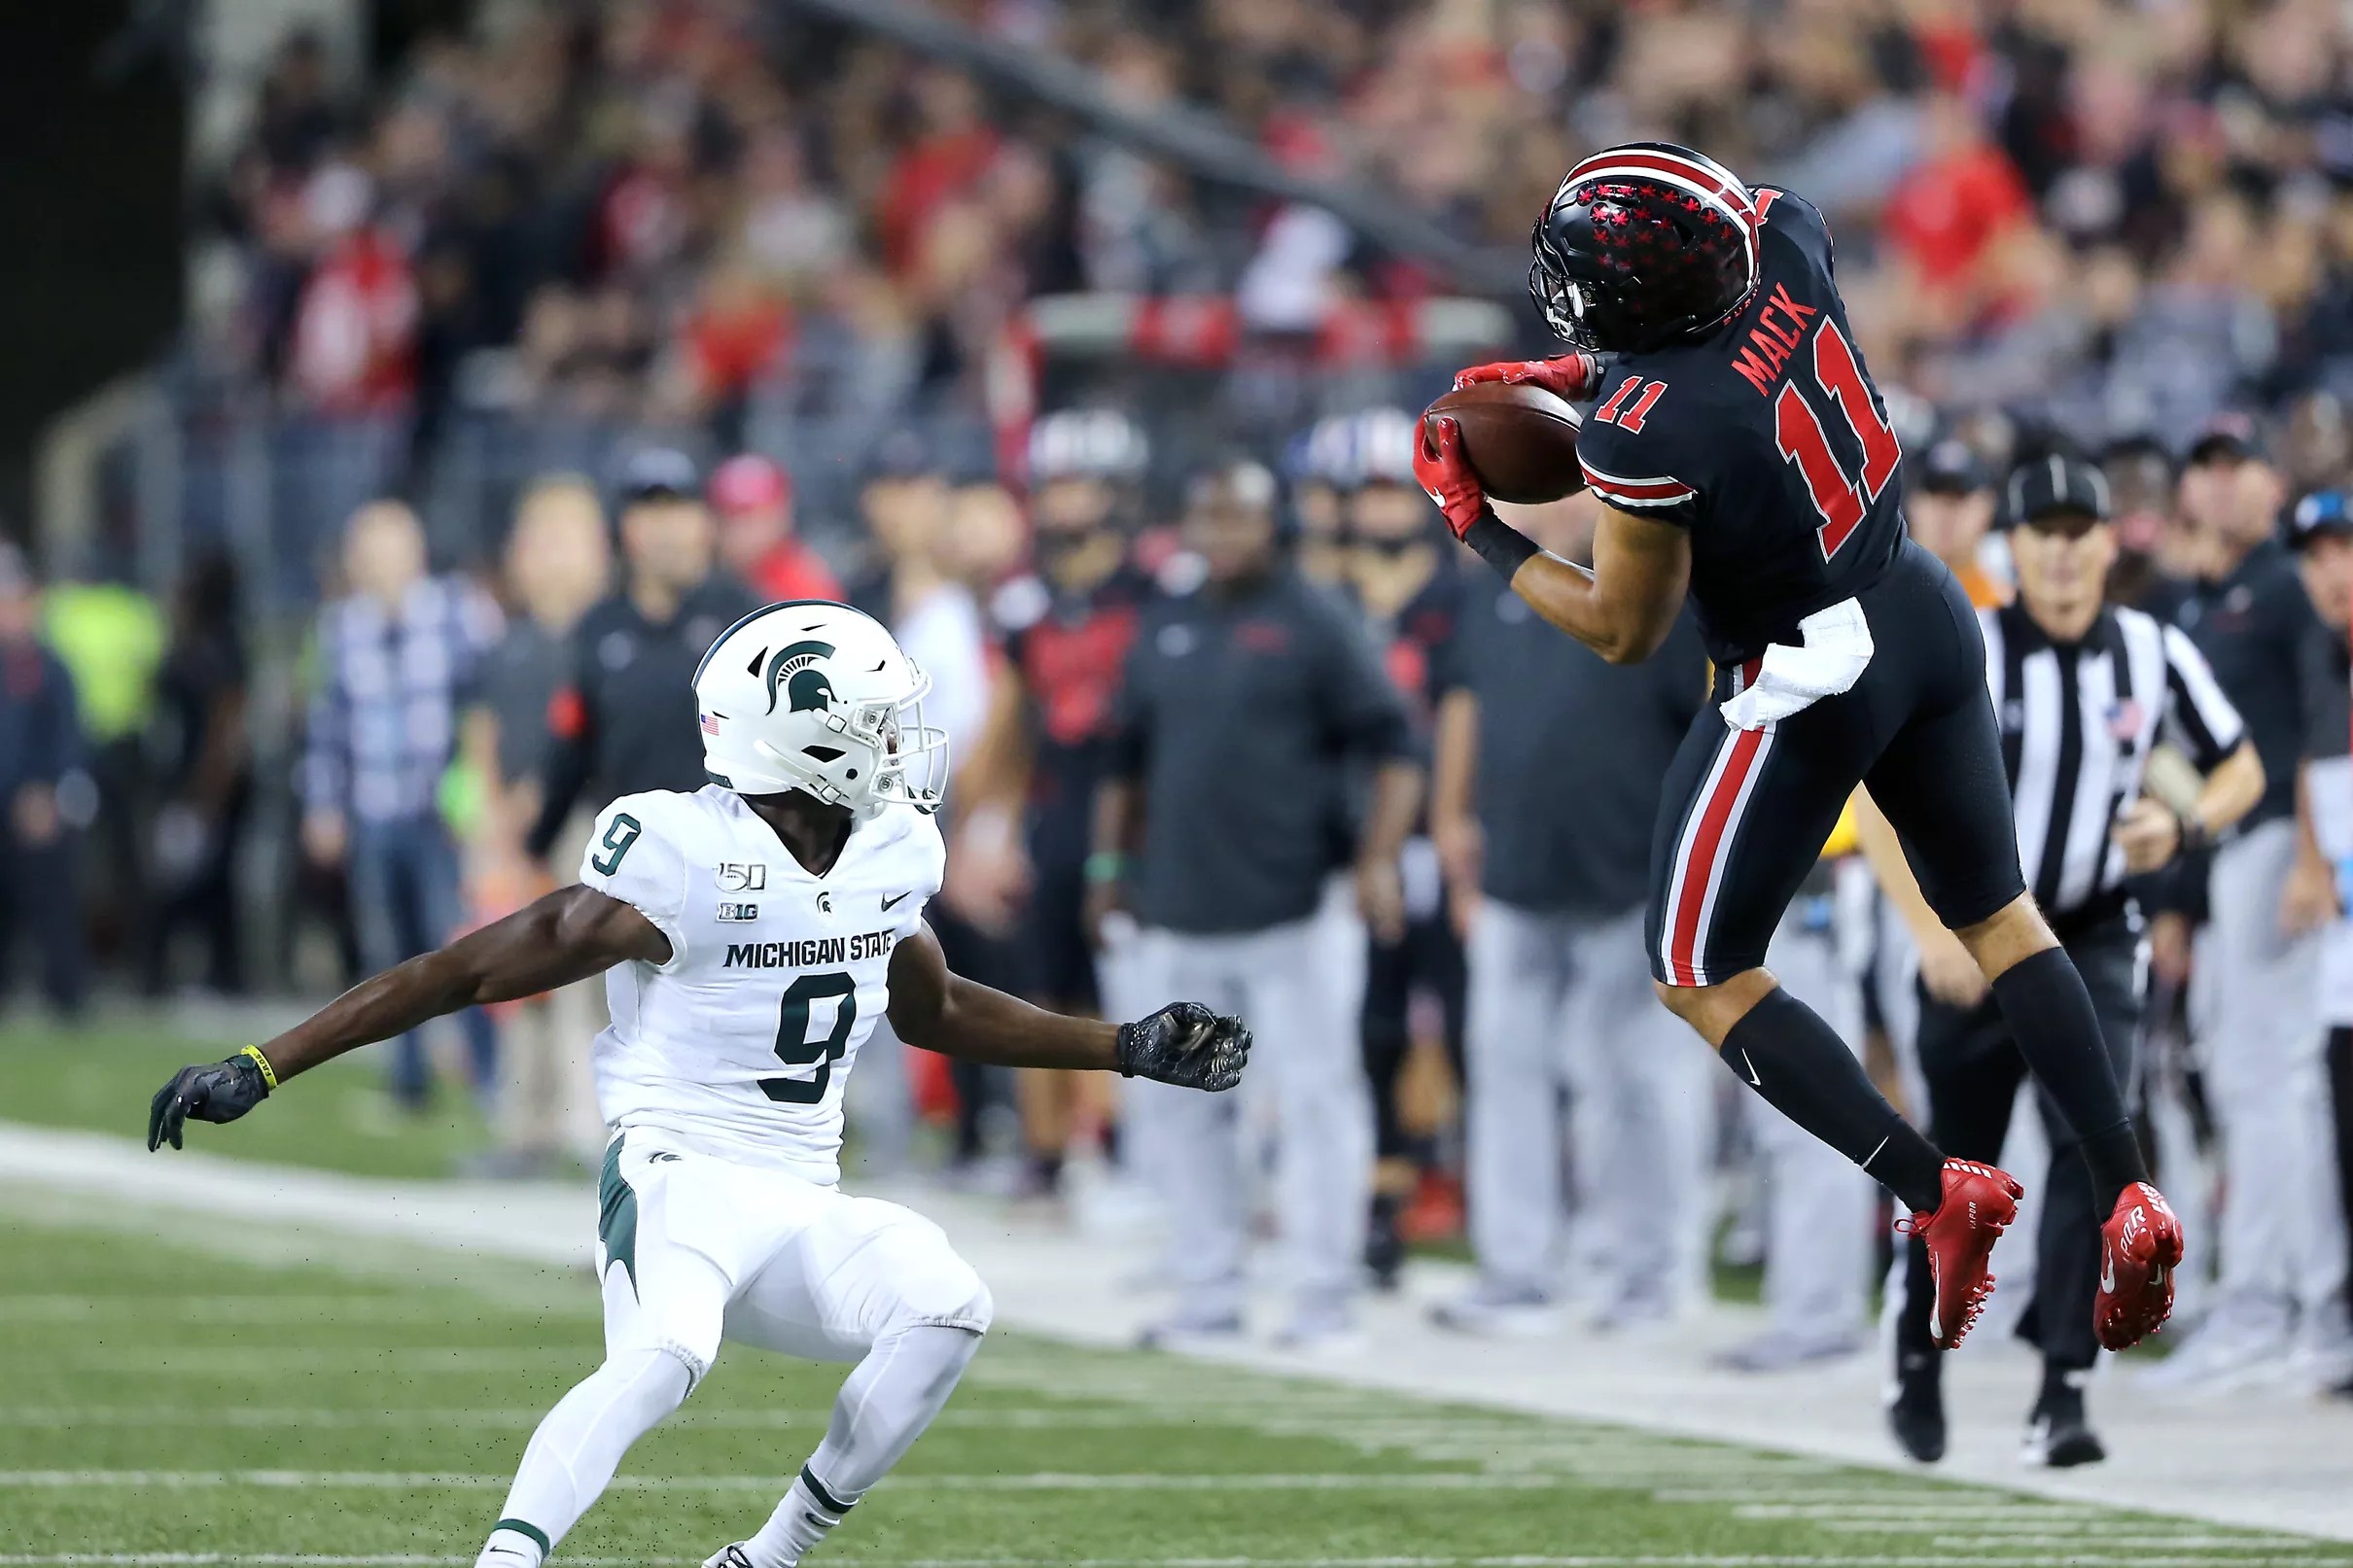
top-left (2150, 419), bottom-right (2344, 1387)
top-left (527, 449), bottom-right (759, 863)
top-left (1868, 455), bottom-right (2259, 1465)
top-left (1093, 459), bottom-right (1420, 1350)
top-left (1426, 499), bottom-right (1709, 1334)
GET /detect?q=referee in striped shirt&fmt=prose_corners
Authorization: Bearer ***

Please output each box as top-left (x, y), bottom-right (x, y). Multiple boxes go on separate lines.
top-left (1867, 454), bottom-right (2265, 1468)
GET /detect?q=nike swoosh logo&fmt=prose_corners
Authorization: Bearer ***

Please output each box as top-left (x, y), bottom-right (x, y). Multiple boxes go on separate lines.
top-left (1740, 1048), bottom-right (1762, 1087)
top-left (2100, 1252), bottom-right (2118, 1294)
top-left (881, 890), bottom-right (912, 911)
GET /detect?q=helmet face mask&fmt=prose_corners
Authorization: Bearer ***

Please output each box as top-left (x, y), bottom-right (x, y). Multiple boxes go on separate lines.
top-left (1528, 142), bottom-right (1760, 356)
top-left (695, 602), bottom-right (949, 819)
top-left (1528, 249), bottom-right (1598, 349)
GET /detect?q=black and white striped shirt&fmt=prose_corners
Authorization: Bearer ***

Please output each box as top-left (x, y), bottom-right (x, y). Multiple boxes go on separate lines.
top-left (1983, 602), bottom-right (2246, 918)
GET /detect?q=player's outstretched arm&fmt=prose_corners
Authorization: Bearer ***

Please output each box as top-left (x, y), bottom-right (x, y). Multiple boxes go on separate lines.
top-left (146, 885), bottom-right (669, 1150)
top-left (886, 922), bottom-right (1248, 1091)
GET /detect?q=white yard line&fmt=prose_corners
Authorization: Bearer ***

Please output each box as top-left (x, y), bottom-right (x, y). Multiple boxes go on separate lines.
top-left (3, 1121), bottom-right (2350, 1546)
top-left (0, 1294), bottom-right (591, 1322)
top-left (0, 1471), bottom-right (1658, 1491)
top-left (0, 1557), bottom-right (2340, 1568)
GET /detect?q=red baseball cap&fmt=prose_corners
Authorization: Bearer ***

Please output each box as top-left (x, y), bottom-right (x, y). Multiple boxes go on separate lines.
top-left (709, 454), bottom-right (792, 516)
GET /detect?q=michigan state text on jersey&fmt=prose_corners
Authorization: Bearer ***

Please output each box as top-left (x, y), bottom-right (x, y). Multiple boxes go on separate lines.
top-left (145, 601), bottom-right (1249, 1568)
top-left (1416, 141), bottom-right (2183, 1361)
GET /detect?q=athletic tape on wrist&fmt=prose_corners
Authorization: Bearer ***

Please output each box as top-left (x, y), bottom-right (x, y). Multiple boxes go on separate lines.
top-left (1464, 510), bottom-right (1541, 581)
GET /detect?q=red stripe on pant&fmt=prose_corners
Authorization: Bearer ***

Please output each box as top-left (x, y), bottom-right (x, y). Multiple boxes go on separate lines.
top-left (1669, 725), bottom-right (1766, 986)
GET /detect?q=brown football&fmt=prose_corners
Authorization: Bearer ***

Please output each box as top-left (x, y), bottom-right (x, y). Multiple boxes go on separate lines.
top-left (1422, 381), bottom-right (1584, 505)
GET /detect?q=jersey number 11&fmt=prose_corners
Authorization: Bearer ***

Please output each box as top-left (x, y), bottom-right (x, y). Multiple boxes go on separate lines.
top-left (1772, 321), bottom-right (1900, 562)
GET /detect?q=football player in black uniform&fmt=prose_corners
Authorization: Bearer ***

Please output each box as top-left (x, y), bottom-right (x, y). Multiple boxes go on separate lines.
top-left (1413, 143), bottom-right (2183, 1353)
top-left (1335, 407), bottom-right (1471, 1286)
top-left (958, 409), bottom-right (1157, 1198)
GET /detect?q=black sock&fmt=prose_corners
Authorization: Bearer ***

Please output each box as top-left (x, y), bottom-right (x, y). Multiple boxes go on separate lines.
top-left (1895, 1236), bottom-right (1941, 1363)
top-left (2036, 1359), bottom-right (2089, 1419)
top-left (1987, 947), bottom-right (2146, 1204)
top-left (1720, 988), bottom-right (1945, 1212)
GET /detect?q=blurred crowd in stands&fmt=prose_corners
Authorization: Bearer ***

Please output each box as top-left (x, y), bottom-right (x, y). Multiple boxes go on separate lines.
top-left (14, 0), bottom-right (2353, 1415)
top-left (159, 0), bottom-right (2353, 569)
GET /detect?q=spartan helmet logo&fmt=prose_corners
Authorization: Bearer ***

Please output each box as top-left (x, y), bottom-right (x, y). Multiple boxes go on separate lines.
top-left (754, 640), bottom-right (838, 715)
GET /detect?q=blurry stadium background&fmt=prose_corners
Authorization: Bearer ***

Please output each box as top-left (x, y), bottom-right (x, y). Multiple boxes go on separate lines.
top-left (6, 0), bottom-right (2353, 1562)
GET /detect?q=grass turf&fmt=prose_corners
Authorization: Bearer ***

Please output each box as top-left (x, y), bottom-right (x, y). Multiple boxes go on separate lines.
top-left (0, 1208), bottom-right (2341, 1567)
top-left (0, 1023), bottom-right (496, 1180)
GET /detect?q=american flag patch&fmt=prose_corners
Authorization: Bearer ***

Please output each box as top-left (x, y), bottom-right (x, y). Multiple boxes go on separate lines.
top-left (700, 713), bottom-right (720, 736)
top-left (2107, 700), bottom-right (2143, 742)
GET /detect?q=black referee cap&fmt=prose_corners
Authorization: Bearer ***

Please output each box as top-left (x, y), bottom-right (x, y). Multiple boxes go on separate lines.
top-left (2006, 453), bottom-right (2111, 528)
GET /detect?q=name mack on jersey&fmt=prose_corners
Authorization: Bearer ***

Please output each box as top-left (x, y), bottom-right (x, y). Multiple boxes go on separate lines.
top-left (725, 927), bottom-right (898, 968)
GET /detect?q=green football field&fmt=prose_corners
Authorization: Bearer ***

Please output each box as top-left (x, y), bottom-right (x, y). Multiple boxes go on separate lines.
top-left (1, 1205), bottom-right (2347, 1568)
top-left (1, 1024), bottom-right (495, 1180)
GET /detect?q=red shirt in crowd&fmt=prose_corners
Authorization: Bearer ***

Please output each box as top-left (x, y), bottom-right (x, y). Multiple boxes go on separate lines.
top-left (1883, 142), bottom-right (2032, 287)
top-left (746, 540), bottom-right (843, 604)
top-left (877, 128), bottom-right (1000, 275)
top-left (289, 226), bottom-right (417, 414)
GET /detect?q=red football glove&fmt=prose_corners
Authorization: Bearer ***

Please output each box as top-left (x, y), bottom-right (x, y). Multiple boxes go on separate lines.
top-left (1452, 352), bottom-right (1600, 401)
top-left (1414, 416), bottom-right (1489, 542)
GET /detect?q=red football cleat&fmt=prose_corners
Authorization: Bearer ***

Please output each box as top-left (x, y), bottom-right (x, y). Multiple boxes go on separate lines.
top-left (1899, 1160), bottom-right (2024, 1350)
top-left (2095, 1181), bottom-right (2184, 1350)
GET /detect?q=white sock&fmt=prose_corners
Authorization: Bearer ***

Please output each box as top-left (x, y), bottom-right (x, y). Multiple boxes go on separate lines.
top-left (480, 1345), bottom-right (694, 1562)
top-left (475, 1525), bottom-right (544, 1568)
top-left (743, 1325), bottom-right (981, 1567)
top-left (744, 1471), bottom-right (851, 1567)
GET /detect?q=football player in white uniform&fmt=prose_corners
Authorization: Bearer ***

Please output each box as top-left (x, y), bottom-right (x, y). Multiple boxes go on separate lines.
top-left (147, 601), bottom-right (1250, 1568)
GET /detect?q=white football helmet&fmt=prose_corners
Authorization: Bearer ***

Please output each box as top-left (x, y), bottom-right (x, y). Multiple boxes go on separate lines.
top-left (691, 601), bottom-right (948, 818)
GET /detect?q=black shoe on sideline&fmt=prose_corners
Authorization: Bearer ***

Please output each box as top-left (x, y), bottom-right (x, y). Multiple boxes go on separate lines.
top-left (1365, 1194), bottom-right (1405, 1292)
top-left (2022, 1371), bottom-right (2105, 1468)
top-left (1886, 1350), bottom-right (1947, 1463)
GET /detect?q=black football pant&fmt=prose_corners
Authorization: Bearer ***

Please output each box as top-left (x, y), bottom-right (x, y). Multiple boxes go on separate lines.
top-left (1896, 916), bottom-right (2140, 1374)
top-left (1646, 539), bottom-right (2023, 987)
top-left (930, 905), bottom-right (1020, 1162)
top-left (1362, 913), bottom-right (1467, 1163)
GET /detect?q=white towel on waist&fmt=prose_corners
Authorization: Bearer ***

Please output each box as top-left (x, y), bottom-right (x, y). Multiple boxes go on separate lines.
top-left (1719, 598), bottom-right (1874, 731)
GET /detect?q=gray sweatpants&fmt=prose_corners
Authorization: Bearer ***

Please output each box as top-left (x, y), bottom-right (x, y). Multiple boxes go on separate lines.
top-left (498, 812), bottom-right (613, 1166)
top-left (1129, 882), bottom-right (1372, 1321)
top-left (2197, 819), bottom-right (2345, 1324)
top-left (1748, 873), bottom-right (1876, 1342)
top-left (1462, 899), bottom-right (1710, 1306)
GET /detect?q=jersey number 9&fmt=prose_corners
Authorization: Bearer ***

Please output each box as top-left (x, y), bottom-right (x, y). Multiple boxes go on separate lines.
top-left (591, 814), bottom-right (642, 876)
top-left (762, 971), bottom-right (858, 1104)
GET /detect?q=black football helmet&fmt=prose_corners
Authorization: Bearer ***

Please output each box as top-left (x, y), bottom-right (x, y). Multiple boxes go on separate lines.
top-left (1528, 142), bottom-right (1761, 355)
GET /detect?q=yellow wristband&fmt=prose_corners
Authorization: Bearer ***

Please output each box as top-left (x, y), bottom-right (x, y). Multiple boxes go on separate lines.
top-left (238, 1044), bottom-right (280, 1091)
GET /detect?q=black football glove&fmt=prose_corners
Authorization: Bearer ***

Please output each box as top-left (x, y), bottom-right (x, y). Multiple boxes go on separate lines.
top-left (147, 1053), bottom-right (271, 1151)
top-left (1115, 1001), bottom-right (1250, 1092)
